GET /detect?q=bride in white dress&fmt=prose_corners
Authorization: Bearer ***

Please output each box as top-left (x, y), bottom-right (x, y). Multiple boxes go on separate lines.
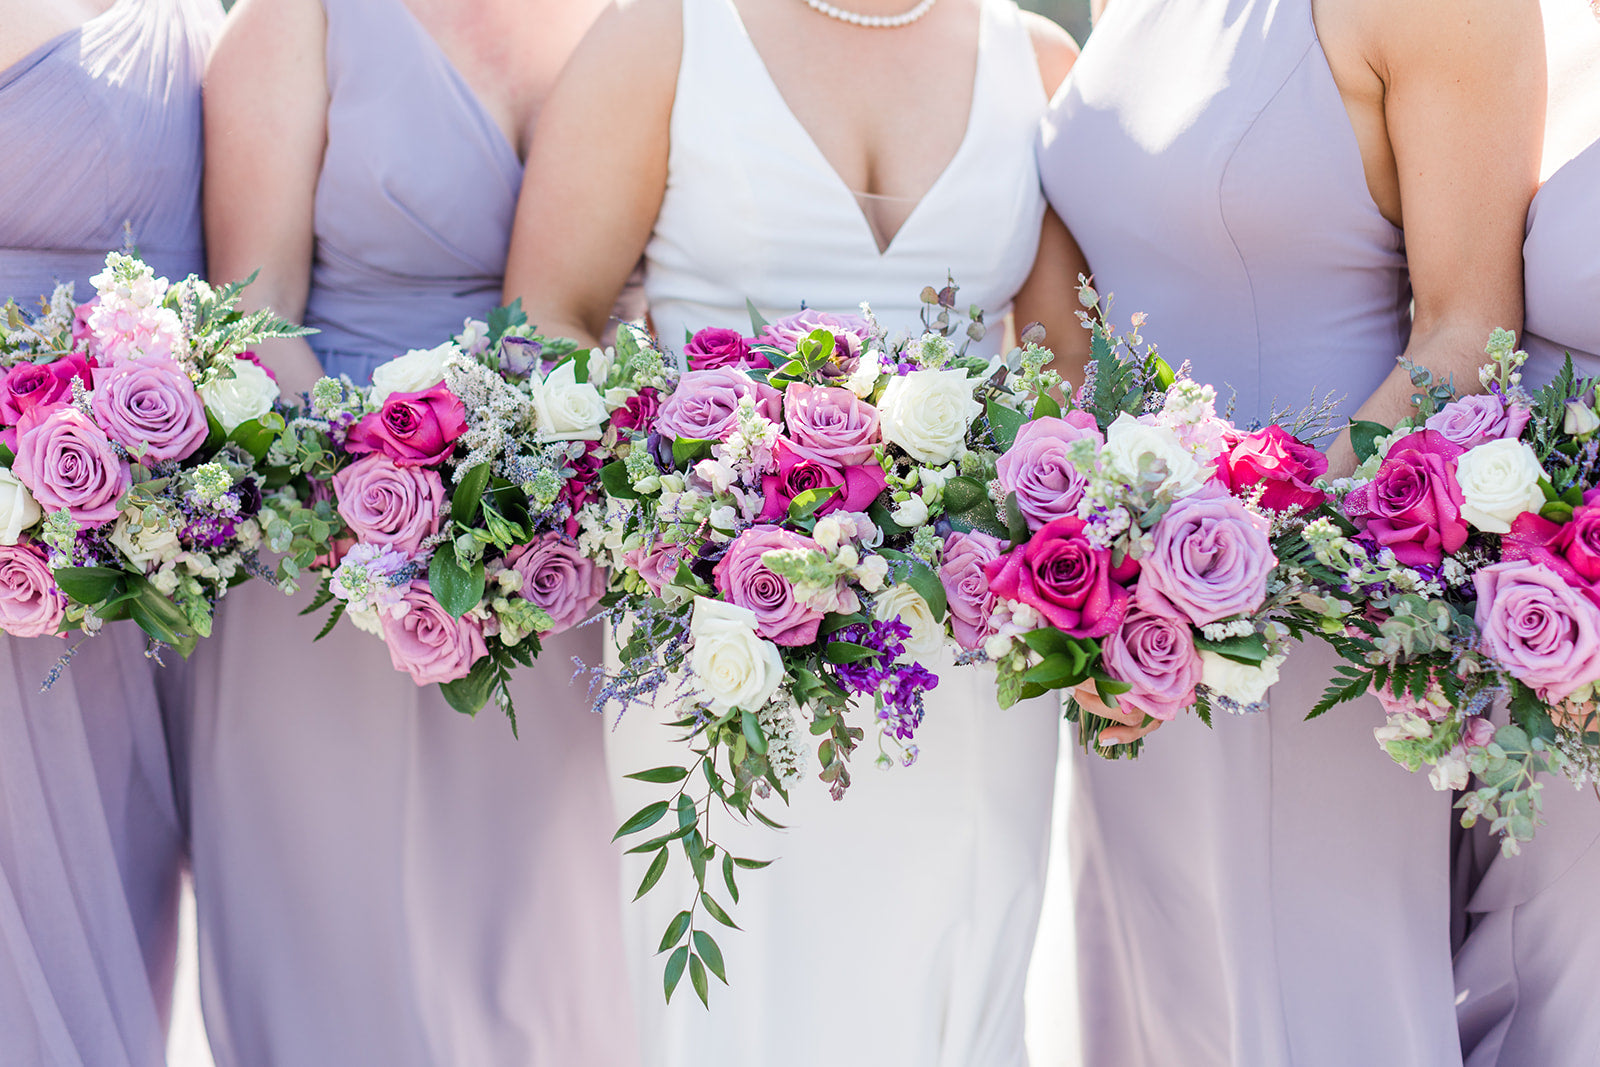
top-left (504, 1), bottom-right (1081, 1063)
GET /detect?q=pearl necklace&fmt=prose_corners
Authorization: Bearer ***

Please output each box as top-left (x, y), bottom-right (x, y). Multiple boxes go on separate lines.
top-left (802, 0), bottom-right (938, 29)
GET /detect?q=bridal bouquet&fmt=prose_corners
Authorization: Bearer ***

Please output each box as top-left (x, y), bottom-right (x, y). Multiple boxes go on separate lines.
top-left (0, 253), bottom-right (306, 667)
top-left (599, 284), bottom-right (1055, 1002)
top-left (277, 304), bottom-right (621, 727)
top-left (1305, 332), bottom-right (1600, 851)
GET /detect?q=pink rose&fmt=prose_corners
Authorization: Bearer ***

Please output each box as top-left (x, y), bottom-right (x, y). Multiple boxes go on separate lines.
top-left (610, 386), bottom-right (660, 434)
top-left (1141, 484), bottom-right (1275, 626)
top-left (345, 385), bottom-right (468, 467)
top-left (1343, 430), bottom-right (1468, 566)
top-left (1500, 501), bottom-right (1600, 609)
top-left (1462, 715), bottom-right (1496, 749)
top-left (1100, 586), bottom-right (1203, 722)
top-left (939, 530), bottom-right (1005, 650)
top-left (1217, 425), bottom-right (1328, 512)
top-left (624, 539), bottom-right (688, 597)
top-left (1474, 560), bottom-right (1600, 703)
top-left (0, 542), bottom-right (65, 638)
top-left (1424, 394), bottom-right (1531, 450)
top-left (985, 515), bottom-right (1133, 638)
top-left (782, 383), bottom-right (881, 466)
top-left (684, 328), bottom-right (769, 371)
top-left (380, 581), bottom-right (488, 686)
top-left (89, 356), bottom-right (209, 461)
top-left (995, 413), bottom-right (1103, 530)
top-left (656, 368), bottom-right (781, 442)
top-left (0, 354), bottom-right (94, 425)
top-left (13, 407), bottom-right (130, 526)
top-left (330, 454), bottom-right (444, 555)
top-left (758, 310), bottom-right (870, 360)
top-left (505, 534), bottom-right (604, 635)
top-left (758, 439), bottom-right (886, 522)
top-left (713, 525), bottom-right (827, 646)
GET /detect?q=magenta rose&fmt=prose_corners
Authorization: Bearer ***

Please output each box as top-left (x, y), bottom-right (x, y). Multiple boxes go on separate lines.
top-left (1342, 430), bottom-right (1468, 566)
top-left (610, 386), bottom-right (661, 434)
top-left (995, 413), bottom-right (1104, 530)
top-left (624, 538), bottom-right (688, 596)
top-left (13, 407), bottom-right (130, 526)
top-left (939, 530), bottom-right (1005, 650)
top-left (0, 542), bottom-right (65, 638)
top-left (984, 515), bottom-right (1132, 638)
top-left (782, 383), bottom-right (881, 466)
top-left (331, 454), bottom-right (444, 555)
top-left (656, 368), bottom-right (781, 442)
top-left (0, 354), bottom-right (95, 425)
top-left (1217, 425), bottom-right (1328, 512)
top-left (380, 581), bottom-right (488, 686)
top-left (89, 356), bottom-right (209, 461)
top-left (685, 328), bottom-right (769, 371)
top-left (1141, 484), bottom-right (1275, 626)
top-left (1100, 586), bottom-right (1203, 722)
top-left (1474, 560), bottom-right (1600, 703)
top-left (758, 310), bottom-right (870, 360)
top-left (758, 438), bottom-right (886, 522)
top-left (344, 385), bottom-right (468, 467)
top-left (505, 534), bottom-right (604, 634)
top-left (1500, 497), bottom-right (1600, 609)
top-left (713, 525), bottom-right (827, 646)
top-left (1424, 394), bottom-right (1531, 450)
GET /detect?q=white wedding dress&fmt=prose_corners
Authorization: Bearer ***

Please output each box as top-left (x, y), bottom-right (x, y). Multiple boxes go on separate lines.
top-left (608, 1), bottom-right (1059, 1064)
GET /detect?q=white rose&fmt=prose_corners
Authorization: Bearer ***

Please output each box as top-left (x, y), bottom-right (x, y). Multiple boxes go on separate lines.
top-left (1564, 400), bottom-right (1600, 438)
top-left (688, 597), bottom-right (784, 712)
top-left (1456, 438), bottom-right (1546, 534)
top-left (877, 367), bottom-right (981, 465)
top-left (532, 361), bottom-right (609, 441)
top-left (201, 357), bottom-right (281, 432)
top-left (0, 467), bottom-right (41, 545)
top-left (108, 517), bottom-right (184, 571)
top-left (1199, 650), bottom-right (1285, 706)
top-left (369, 342), bottom-right (457, 404)
top-left (1102, 413), bottom-right (1205, 499)
top-left (1428, 749), bottom-right (1471, 792)
top-left (891, 493), bottom-right (929, 527)
top-left (873, 584), bottom-right (946, 662)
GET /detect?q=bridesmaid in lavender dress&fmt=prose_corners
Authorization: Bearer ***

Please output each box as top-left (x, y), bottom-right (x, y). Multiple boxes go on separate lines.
top-left (1453, 2), bottom-right (1600, 1063)
top-left (0, 1), bottom-right (218, 1063)
top-left (186, 0), bottom-right (636, 1064)
top-left (1039, 0), bottom-right (1541, 1062)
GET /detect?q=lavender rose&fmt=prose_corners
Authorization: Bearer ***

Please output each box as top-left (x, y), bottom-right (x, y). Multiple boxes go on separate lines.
top-left (1474, 560), bottom-right (1600, 703)
top-left (783, 383), bottom-right (881, 465)
top-left (684, 328), bottom-right (769, 371)
top-left (330, 454), bottom-right (444, 555)
top-left (624, 538), bottom-right (688, 598)
top-left (1141, 484), bottom-right (1275, 626)
top-left (995, 413), bottom-right (1103, 530)
top-left (1100, 586), bottom-right (1204, 722)
top-left (758, 309), bottom-right (869, 361)
top-left (13, 407), bottom-right (131, 526)
top-left (1424, 394), bottom-right (1531, 450)
top-left (656, 368), bottom-right (781, 442)
top-left (0, 542), bottom-right (64, 638)
top-left (939, 530), bottom-right (1005, 650)
top-left (380, 581), bottom-right (488, 686)
top-left (90, 356), bottom-right (209, 461)
top-left (713, 524), bottom-right (827, 646)
top-left (505, 534), bottom-right (605, 634)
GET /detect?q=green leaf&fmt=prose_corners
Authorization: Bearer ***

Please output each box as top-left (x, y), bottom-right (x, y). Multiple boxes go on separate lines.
top-left (1003, 491), bottom-right (1029, 547)
top-left (52, 566), bottom-right (125, 605)
top-left (625, 765), bottom-right (690, 784)
top-left (658, 911), bottom-right (692, 953)
top-left (127, 579), bottom-right (199, 658)
top-left (634, 848), bottom-right (669, 900)
top-left (1349, 419), bottom-right (1391, 464)
top-left (451, 463), bottom-right (492, 526)
top-left (689, 953), bottom-right (709, 1007)
top-left (903, 558), bottom-right (948, 622)
top-left (672, 438), bottom-right (713, 467)
top-left (486, 299), bottom-right (528, 348)
top-left (701, 891), bottom-right (739, 929)
top-left (614, 800), bottom-right (671, 841)
top-left (599, 460), bottom-right (641, 500)
top-left (721, 852), bottom-right (739, 905)
top-left (786, 484), bottom-right (840, 522)
top-left (663, 946), bottom-right (689, 1003)
top-left (428, 542), bottom-right (485, 619)
top-left (986, 399), bottom-right (1026, 451)
top-left (1193, 632), bottom-right (1270, 665)
top-left (824, 641), bottom-right (879, 664)
top-left (227, 417), bottom-right (277, 462)
top-left (733, 857), bottom-right (773, 870)
top-left (693, 931), bottom-right (727, 984)
top-left (746, 298), bottom-right (771, 336)
top-left (940, 475), bottom-right (988, 514)
top-left (740, 710), bottom-right (768, 755)
top-left (1033, 392), bottom-right (1062, 419)
top-left (438, 657), bottom-right (497, 716)
top-left (1023, 651), bottom-right (1092, 690)
top-left (677, 792), bottom-right (698, 831)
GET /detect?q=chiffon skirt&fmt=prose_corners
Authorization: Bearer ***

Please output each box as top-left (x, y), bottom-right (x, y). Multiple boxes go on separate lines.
top-left (0, 624), bottom-right (184, 1067)
top-left (182, 579), bottom-right (638, 1067)
top-left (605, 650), bottom-right (1060, 1067)
top-left (1070, 638), bottom-right (1461, 1067)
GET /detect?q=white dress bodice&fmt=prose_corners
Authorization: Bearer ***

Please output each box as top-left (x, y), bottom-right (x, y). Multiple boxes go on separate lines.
top-left (644, 0), bottom-right (1047, 352)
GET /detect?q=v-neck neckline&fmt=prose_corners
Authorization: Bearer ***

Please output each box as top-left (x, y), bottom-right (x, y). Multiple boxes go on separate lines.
top-left (0, 0), bottom-right (131, 90)
top-left (717, 0), bottom-right (990, 258)
top-left (389, 0), bottom-right (524, 174)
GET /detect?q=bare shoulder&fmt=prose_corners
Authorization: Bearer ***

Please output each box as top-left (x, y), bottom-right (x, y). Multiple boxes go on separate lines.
top-left (1342, 0), bottom-right (1541, 77)
top-left (208, 0), bottom-right (325, 84)
top-left (1020, 9), bottom-right (1079, 97)
top-left (573, 0), bottom-right (683, 78)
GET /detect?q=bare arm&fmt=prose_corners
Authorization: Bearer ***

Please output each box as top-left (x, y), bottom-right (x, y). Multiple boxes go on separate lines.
top-left (203, 0), bottom-right (329, 396)
top-left (500, 0), bottom-right (681, 346)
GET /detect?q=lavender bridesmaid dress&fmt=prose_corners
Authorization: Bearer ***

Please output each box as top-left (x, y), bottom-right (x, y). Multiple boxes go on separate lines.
top-left (0, 0), bottom-right (218, 1063)
top-left (182, 1), bottom-right (636, 1063)
top-left (1451, 6), bottom-right (1600, 1061)
top-left (1040, 1), bottom-right (1462, 1062)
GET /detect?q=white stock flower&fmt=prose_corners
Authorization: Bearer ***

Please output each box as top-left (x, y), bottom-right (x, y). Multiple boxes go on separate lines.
top-left (1102, 413), bottom-right (1205, 499)
top-left (369, 343), bottom-right (457, 403)
top-left (532, 360), bottom-right (609, 441)
top-left (891, 493), bottom-right (930, 527)
top-left (0, 468), bottom-right (41, 545)
top-left (108, 517), bottom-right (184, 571)
top-left (201, 357), bottom-right (280, 432)
top-left (873, 584), bottom-right (945, 661)
top-left (688, 597), bottom-right (784, 713)
top-left (1428, 749), bottom-right (1471, 792)
top-left (583, 346), bottom-right (615, 387)
top-left (854, 553), bottom-right (888, 592)
top-left (1563, 400), bottom-right (1600, 438)
top-left (1199, 650), bottom-right (1285, 706)
top-left (845, 349), bottom-right (885, 399)
top-left (876, 367), bottom-right (981, 465)
top-left (1456, 438), bottom-right (1546, 534)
